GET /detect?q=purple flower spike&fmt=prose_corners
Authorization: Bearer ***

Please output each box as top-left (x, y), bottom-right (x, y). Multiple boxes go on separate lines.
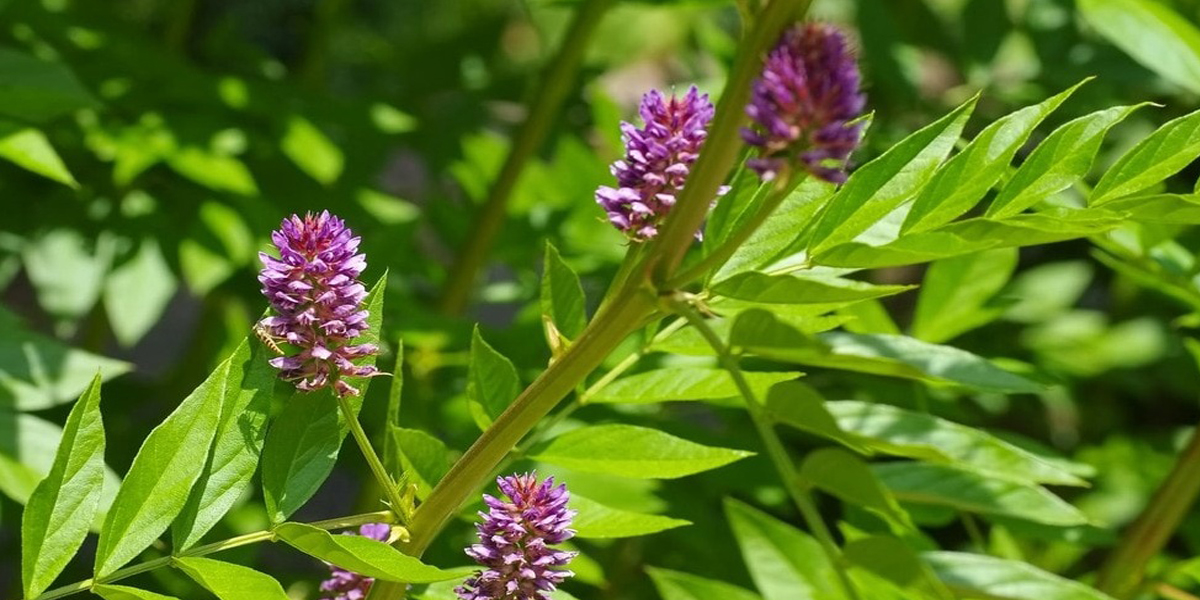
top-left (318, 523), bottom-right (391, 600)
top-left (596, 86), bottom-right (725, 241)
top-left (743, 23), bottom-right (866, 183)
top-left (257, 210), bottom-right (381, 397)
top-left (456, 473), bottom-right (577, 600)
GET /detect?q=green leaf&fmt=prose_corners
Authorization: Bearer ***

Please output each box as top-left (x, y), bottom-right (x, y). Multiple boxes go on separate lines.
top-left (167, 146), bottom-right (258, 196)
top-left (711, 177), bottom-right (836, 284)
top-left (808, 94), bottom-right (977, 255)
top-left (763, 381), bottom-right (870, 454)
top-left (588, 368), bottom-right (799, 405)
top-left (1090, 109), bottom-right (1200, 204)
top-left (1102, 192), bottom-right (1200, 224)
top-left (704, 165), bottom-right (768, 249)
top-left (93, 584), bottom-right (181, 600)
top-left (924, 551), bottom-right (1118, 600)
top-left (729, 309), bottom-right (826, 356)
top-left (817, 210), bottom-right (1126, 268)
top-left (874, 463), bottom-right (1088, 526)
top-left (1079, 0), bottom-right (1200, 95)
top-left (178, 201), bottom-right (255, 295)
top-left (844, 536), bottom-right (952, 597)
top-left (902, 82), bottom-right (1087, 233)
top-left (173, 557), bottom-right (289, 600)
top-left (571, 493), bottom-right (690, 538)
top-left (391, 426), bottom-right (451, 500)
top-left (800, 448), bottom-right (911, 528)
top-left (0, 48), bottom-right (98, 123)
top-left (273, 522), bottom-right (459, 583)
top-left (765, 332), bottom-right (1043, 394)
top-left (103, 238), bottom-right (177, 347)
top-left (21, 375), bottom-right (105, 598)
top-left (172, 337), bottom-right (275, 551)
top-left (0, 120), bottom-right (77, 186)
top-left (828, 401), bottom-right (1086, 487)
top-left (988, 104), bottom-right (1147, 218)
top-left (541, 242), bottom-right (587, 340)
top-left (466, 326), bottom-right (521, 429)
top-left (261, 274), bottom-right (386, 523)
top-left (22, 229), bottom-right (114, 322)
top-left (532, 424), bottom-right (753, 479)
top-left (713, 272), bottom-right (914, 305)
top-left (0, 307), bottom-right (131, 410)
top-left (725, 498), bottom-right (845, 600)
top-left (281, 115), bottom-right (344, 186)
top-left (647, 567), bottom-right (765, 600)
top-left (911, 248), bottom-right (1018, 343)
top-left (93, 359), bottom-right (226, 576)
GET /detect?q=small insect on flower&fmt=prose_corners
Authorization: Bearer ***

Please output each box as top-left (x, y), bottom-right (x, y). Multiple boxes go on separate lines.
top-left (742, 22), bottom-right (866, 184)
top-left (456, 473), bottom-right (577, 600)
top-left (318, 523), bottom-right (391, 600)
top-left (257, 210), bottom-right (382, 397)
top-left (595, 86), bottom-right (726, 241)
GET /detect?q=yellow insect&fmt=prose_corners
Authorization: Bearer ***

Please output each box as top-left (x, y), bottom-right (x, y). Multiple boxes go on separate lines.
top-left (254, 324), bottom-right (286, 356)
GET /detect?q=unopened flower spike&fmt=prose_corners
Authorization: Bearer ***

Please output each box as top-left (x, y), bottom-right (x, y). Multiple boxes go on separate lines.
top-left (318, 523), bottom-right (391, 600)
top-left (456, 472), bottom-right (577, 600)
top-left (743, 23), bottom-right (866, 183)
top-left (258, 210), bottom-right (382, 397)
top-left (595, 86), bottom-right (727, 241)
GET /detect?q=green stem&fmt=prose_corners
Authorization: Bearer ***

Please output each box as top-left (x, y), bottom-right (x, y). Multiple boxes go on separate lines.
top-left (338, 393), bottom-right (409, 522)
top-left (438, 0), bottom-right (616, 315)
top-left (31, 511), bottom-right (395, 600)
top-left (1096, 421), bottom-right (1200, 598)
top-left (646, 0), bottom-right (808, 284)
top-left (666, 294), bottom-right (862, 600)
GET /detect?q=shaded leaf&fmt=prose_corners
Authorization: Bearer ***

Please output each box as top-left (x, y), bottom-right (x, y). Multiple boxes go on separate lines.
top-left (924, 551), bottom-right (1117, 600)
top-left (94, 584), bottom-right (181, 600)
top-left (103, 238), bottom-right (177, 347)
top-left (391, 426), bottom-right (452, 500)
top-left (532, 424), bottom-right (753, 479)
top-left (1080, 0), bottom-right (1200, 95)
top-left (466, 326), bottom-right (521, 429)
top-left (0, 48), bottom-right (98, 123)
top-left (647, 567), bottom-right (764, 600)
top-left (588, 368), bottom-right (798, 405)
top-left (912, 248), bottom-right (1018, 343)
top-left (875, 463), bottom-right (1088, 526)
top-left (541, 242), bottom-right (587, 340)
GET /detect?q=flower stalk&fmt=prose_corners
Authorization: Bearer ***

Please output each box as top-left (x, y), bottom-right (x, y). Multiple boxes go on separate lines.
top-left (665, 294), bottom-right (862, 600)
top-left (438, 0), bottom-right (616, 315)
top-left (337, 393), bottom-right (409, 522)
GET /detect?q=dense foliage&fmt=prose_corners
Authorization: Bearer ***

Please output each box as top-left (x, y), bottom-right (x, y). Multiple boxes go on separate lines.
top-left (4, 1), bottom-right (1200, 600)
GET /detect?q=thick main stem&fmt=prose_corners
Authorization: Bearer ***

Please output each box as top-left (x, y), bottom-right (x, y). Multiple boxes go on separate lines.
top-left (438, 0), bottom-right (615, 315)
top-left (668, 296), bottom-right (862, 600)
top-left (338, 392), bottom-right (409, 521)
top-left (646, 0), bottom-right (808, 283)
top-left (1096, 422), bottom-right (1200, 598)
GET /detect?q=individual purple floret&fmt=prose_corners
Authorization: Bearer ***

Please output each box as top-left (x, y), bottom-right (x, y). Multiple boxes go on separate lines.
top-left (595, 86), bottom-right (725, 241)
top-left (258, 210), bottom-right (380, 397)
top-left (742, 23), bottom-right (866, 183)
top-left (456, 473), bottom-right (577, 600)
top-left (318, 523), bottom-right (391, 600)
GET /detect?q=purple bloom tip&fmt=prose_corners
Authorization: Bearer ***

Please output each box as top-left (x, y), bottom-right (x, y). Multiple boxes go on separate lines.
top-left (743, 23), bottom-right (866, 183)
top-left (317, 523), bottom-right (391, 600)
top-left (257, 210), bottom-right (382, 397)
top-left (596, 86), bottom-right (726, 241)
top-left (456, 472), bottom-right (577, 600)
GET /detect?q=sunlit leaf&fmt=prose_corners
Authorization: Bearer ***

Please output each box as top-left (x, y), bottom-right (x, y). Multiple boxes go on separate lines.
top-left (532, 424), bottom-right (753, 479)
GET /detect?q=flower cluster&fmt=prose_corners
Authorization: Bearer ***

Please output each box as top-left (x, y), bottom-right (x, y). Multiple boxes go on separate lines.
top-left (743, 23), bottom-right (865, 183)
top-left (456, 473), bottom-right (577, 600)
top-left (318, 523), bottom-right (391, 600)
top-left (258, 210), bottom-right (380, 397)
top-left (595, 86), bottom-right (724, 241)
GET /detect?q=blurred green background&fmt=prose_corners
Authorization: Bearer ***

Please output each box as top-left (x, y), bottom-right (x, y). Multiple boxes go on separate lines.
top-left (3, 0), bottom-right (1200, 598)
